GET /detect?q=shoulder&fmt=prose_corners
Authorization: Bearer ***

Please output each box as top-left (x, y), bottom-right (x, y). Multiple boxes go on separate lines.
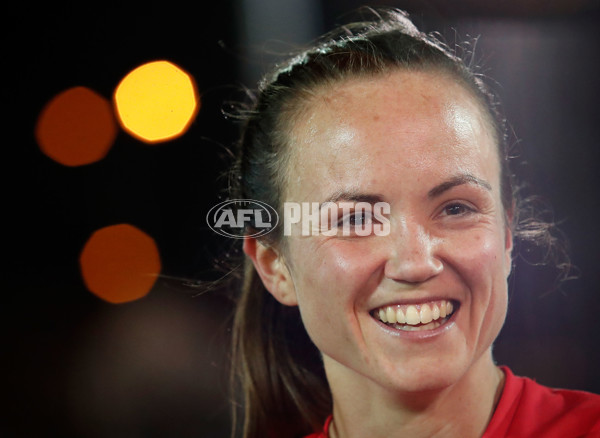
top-left (484, 366), bottom-right (600, 438)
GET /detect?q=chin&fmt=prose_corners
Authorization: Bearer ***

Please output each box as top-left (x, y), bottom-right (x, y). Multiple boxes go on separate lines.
top-left (369, 351), bottom-right (479, 395)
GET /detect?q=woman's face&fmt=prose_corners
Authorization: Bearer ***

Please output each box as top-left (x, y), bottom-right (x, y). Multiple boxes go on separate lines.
top-left (278, 71), bottom-right (513, 393)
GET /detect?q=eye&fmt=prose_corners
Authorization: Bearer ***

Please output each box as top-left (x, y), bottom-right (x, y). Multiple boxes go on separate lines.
top-left (339, 210), bottom-right (373, 227)
top-left (442, 202), bottom-right (475, 216)
top-left (328, 201), bottom-right (390, 237)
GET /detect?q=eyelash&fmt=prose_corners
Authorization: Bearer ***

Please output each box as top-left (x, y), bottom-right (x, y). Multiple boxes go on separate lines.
top-left (338, 210), bottom-right (374, 227)
top-left (441, 202), bottom-right (476, 217)
top-left (337, 203), bottom-right (475, 223)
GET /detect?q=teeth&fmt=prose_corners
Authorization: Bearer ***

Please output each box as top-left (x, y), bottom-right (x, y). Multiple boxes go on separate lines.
top-left (374, 300), bottom-right (456, 328)
top-left (405, 306), bottom-right (420, 325)
top-left (420, 304), bottom-right (432, 324)
top-left (378, 308), bottom-right (387, 323)
top-left (396, 307), bottom-right (406, 324)
top-left (432, 303), bottom-right (440, 320)
top-left (386, 306), bottom-right (397, 324)
top-left (393, 320), bottom-right (442, 331)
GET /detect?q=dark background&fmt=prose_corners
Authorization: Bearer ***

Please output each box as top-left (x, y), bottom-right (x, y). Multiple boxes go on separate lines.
top-left (4, 1), bottom-right (600, 436)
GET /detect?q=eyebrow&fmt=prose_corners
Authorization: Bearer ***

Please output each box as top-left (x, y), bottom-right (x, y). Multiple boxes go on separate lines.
top-left (319, 174), bottom-right (491, 207)
top-left (427, 174), bottom-right (492, 199)
top-left (320, 189), bottom-right (385, 208)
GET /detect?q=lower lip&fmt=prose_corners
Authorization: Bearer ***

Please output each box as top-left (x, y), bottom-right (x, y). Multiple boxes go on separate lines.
top-left (372, 307), bottom-right (459, 340)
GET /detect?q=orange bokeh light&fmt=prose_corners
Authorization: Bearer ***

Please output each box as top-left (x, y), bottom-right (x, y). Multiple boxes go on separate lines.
top-left (80, 224), bottom-right (161, 304)
top-left (35, 86), bottom-right (117, 166)
top-left (114, 60), bottom-right (199, 143)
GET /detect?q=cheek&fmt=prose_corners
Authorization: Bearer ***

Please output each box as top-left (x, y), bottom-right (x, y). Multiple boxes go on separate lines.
top-left (292, 241), bottom-right (383, 341)
top-left (450, 226), bottom-right (508, 277)
top-left (449, 229), bottom-right (509, 333)
top-left (295, 241), bottom-right (382, 300)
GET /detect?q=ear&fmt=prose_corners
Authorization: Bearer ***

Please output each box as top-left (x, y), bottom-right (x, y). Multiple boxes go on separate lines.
top-left (243, 238), bottom-right (298, 306)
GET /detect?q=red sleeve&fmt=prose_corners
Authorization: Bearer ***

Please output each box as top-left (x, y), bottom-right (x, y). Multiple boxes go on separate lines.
top-left (484, 366), bottom-right (600, 438)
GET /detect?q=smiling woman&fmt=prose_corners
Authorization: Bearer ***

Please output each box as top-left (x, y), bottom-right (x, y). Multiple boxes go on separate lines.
top-left (226, 8), bottom-right (600, 438)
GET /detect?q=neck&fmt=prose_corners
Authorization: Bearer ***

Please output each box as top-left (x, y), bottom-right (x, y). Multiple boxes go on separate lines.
top-left (325, 351), bottom-right (505, 438)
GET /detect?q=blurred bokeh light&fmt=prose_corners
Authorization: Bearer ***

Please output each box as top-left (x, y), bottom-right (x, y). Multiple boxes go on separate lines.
top-left (80, 224), bottom-right (161, 303)
top-left (35, 86), bottom-right (117, 166)
top-left (114, 60), bottom-right (199, 143)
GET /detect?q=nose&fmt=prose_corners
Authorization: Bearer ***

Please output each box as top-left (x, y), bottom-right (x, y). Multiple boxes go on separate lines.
top-left (384, 221), bottom-right (443, 284)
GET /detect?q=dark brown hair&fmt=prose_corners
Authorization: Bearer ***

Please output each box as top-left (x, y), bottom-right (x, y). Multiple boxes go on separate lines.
top-left (226, 8), bottom-right (564, 438)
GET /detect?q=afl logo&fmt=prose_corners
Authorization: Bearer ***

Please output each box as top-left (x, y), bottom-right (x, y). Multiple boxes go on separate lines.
top-left (206, 199), bottom-right (279, 239)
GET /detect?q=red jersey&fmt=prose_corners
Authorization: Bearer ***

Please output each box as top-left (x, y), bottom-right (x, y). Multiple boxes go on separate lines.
top-left (305, 367), bottom-right (600, 437)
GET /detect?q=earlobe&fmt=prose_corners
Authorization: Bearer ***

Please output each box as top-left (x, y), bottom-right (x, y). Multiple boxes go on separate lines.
top-left (243, 238), bottom-right (298, 306)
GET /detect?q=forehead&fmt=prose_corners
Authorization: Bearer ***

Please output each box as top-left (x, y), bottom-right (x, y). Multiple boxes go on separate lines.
top-left (284, 70), bottom-right (499, 201)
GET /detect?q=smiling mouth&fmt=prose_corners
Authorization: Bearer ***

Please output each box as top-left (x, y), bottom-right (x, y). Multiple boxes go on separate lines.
top-left (370, 300), bottom-right (458, 332)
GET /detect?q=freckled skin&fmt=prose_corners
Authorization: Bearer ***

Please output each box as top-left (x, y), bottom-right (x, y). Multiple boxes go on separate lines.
top-left (268, 71), bottom-right (513, 436)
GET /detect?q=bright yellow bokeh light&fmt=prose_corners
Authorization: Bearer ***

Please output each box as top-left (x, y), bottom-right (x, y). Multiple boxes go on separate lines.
top-left (114, 60), bottom-right (199, 143)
